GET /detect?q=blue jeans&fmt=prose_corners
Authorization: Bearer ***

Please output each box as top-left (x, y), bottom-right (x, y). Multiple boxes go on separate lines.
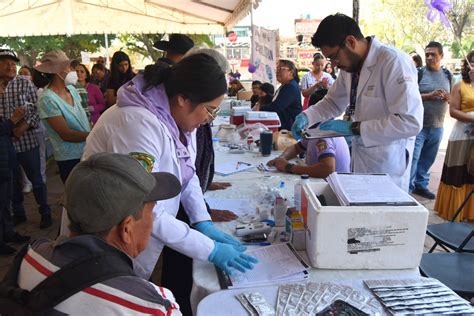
top-left (409, 127), bottom-right (443, 191)
top-left (12, 147), bottom-right (51, 217)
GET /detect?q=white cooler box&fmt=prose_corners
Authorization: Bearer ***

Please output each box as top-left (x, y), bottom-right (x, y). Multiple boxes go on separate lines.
top-left (303, 182), bottom-right (428, 269)
top-left (245, 111), bottom-right (281, 132)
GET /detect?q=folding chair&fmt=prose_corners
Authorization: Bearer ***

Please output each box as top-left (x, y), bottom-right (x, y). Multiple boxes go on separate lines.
top-left (426, 189), bottom-right (474, 253)
top-left (419, 230), bottom-right (474, 299)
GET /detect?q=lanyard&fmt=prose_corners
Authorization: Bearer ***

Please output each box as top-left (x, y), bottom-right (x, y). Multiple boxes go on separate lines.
top-left (344, 72), bottom-right (360, 121)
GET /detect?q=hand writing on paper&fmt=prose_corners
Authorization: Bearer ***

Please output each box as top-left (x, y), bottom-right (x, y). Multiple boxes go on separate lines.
top-left (208, 182), bottom-right (232, 191)
top-left (267, 157), bottom-right (288, 172)
top-left (209, 209), bottom-right (239, 222)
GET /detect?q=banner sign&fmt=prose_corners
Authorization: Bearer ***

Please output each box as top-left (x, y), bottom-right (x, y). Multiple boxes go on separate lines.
top-left (251, 26), bottom-right (278, 87)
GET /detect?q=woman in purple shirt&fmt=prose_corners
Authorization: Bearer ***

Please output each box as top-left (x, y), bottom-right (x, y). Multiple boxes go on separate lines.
top-left (76, 64), bottom-right (106, 124)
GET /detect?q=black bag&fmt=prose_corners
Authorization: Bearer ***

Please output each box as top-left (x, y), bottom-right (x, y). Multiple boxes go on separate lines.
top-left (0, 243), bottom-right (135, 315)
top-left (308, 88), bottom-right (328, 107)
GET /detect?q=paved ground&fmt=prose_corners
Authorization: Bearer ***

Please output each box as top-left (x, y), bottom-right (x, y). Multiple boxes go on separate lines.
top-left (0, 117), bottom-right (457, 282)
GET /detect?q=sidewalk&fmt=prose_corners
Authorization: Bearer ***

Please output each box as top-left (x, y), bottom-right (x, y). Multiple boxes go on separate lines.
top-left (0, 126), bottom-right (453, 279)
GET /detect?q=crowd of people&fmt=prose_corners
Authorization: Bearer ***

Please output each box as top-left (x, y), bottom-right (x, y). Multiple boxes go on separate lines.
top-left (0, 12), bottom-right (472, 315)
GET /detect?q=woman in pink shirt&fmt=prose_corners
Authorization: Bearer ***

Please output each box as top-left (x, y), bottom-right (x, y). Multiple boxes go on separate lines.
top-left (76, 64), bottom-right (106, 124)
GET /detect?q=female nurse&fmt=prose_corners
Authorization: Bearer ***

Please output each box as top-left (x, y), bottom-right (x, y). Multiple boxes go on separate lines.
top-left (83, 54), bottom-right (257, 279)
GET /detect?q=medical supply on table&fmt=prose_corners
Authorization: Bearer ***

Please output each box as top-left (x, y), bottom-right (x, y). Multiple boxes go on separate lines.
top-left (242, 242), bottom-right (272, 246)
top-left (242, 233), bottom-right (268, 243)
top-left (273, 196), bottom-right (287, 227)
top-left (294, 174), bottom-right (309, 213)
top-left (260, 130), bottom-right (273, 156)
top-left (235, 222), bottom-right (272, 237)
top-left (289, 221), bottom-right (305, 250)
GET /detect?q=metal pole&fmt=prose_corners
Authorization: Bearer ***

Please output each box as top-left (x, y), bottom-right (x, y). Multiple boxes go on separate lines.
top-left (104, 33), bottom-right (110, 66)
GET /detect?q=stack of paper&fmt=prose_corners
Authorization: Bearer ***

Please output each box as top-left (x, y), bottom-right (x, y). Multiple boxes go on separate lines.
top-left (326, 173), bottom-right (418, 206)
top-left (275, 282), bottom-right (382, 315)
top-left (217, 243), bottom-right (309, 289)
top-left (215, 160), bottom-right (255, 176)
top-left (365, 278), bottom-right (474, 315)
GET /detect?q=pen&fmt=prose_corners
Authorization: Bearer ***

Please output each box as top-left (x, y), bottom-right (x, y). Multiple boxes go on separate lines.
top-left (242, 242), bottom-right (271, 246)
top-left (236, 161), bottom-right (251, 169)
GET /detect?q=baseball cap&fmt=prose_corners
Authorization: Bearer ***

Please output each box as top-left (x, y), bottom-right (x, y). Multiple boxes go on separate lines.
top-left (154, 34), bottom-right (194, 55)
top-left (65, 153), bottom-right (181, 234)
top-left (34, 50), bottom-right (72, 74)
top-left (0, 49), bottom-right (19, 62)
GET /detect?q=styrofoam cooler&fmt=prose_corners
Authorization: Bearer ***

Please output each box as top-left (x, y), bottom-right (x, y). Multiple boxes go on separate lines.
top-left (230, 106), bottom-right (251, 126)
top-left (244, 111), bottom-right (281, 132)
top-left (303, 182), bottom-right (428, 269)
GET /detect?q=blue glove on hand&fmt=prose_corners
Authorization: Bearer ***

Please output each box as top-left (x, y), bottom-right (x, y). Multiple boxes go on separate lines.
top-left (208, 242), bottom-right (259, 274)
top-left (291, 113), bottom-right (309, 140)
top-left (319, 120), bottom-right (353, 135)
top-left (195, 221), bottom-right (241, 246)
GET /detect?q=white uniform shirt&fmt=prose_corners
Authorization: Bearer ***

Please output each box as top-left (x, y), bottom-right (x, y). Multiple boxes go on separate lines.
top-left (83, 105), bottom-right (214, 279)
top-left (303, 37), bottom-right (423, 191)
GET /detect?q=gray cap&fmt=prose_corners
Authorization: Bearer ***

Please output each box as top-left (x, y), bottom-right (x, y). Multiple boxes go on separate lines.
top-left (65, 153), bottom-right (181, 234)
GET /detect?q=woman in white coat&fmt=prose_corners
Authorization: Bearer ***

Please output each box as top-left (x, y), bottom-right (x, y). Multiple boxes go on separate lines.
top-left (83, 54), bottom-right (257, 279)
top-left (292, 14), bottom-right (423, 191)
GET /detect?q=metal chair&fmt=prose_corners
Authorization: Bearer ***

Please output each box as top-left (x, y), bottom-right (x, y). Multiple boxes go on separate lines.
top-left (426, 189), bottom-right (474, 253)
top-left (419, 230), bottom-right (474, 299)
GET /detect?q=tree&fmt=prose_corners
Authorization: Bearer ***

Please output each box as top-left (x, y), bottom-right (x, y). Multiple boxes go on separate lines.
top-left (118, 33), bottom-right (214, 61)
top-left (360, 0), bottom-right (472, 55)
top-left (0, 34), bottom-right (115, 66)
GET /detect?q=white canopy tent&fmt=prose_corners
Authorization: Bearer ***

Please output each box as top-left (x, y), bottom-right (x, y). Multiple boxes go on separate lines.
top-left (0, 0), bottom-right (260, 37)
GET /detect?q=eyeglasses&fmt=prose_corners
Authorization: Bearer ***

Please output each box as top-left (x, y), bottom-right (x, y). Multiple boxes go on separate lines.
top-left (276, 66), bottom-right (290, 72)
top-left (326, 42), bottom-right (345, 64)
top-left (205, 106), bottom-right (221, 120)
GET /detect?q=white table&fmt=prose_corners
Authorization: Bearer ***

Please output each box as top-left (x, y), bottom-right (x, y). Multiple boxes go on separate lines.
top-left (190, 148), bottom-right (420, 315)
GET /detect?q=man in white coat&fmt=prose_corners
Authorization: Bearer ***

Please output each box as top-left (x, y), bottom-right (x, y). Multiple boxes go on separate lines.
top-left (291, 13), bottom-right (423, 192)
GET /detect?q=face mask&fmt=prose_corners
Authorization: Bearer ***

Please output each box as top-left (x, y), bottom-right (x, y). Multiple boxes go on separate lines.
top-left (63, 71), bottom-right (78, 86)
top-left (18, 75), bottom-right (32, 81)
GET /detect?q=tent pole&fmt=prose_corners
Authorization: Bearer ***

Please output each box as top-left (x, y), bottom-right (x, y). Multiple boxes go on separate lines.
top-left (104, 33), bottom-right (110, 65)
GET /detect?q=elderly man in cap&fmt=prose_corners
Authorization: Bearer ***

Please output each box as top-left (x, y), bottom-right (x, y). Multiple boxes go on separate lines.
top-left (13, 153), bottom-right (182, 314)
top-left (0, 49), bottom-right (52, 229)
top-left (154, 33), bottom-right (194, 65)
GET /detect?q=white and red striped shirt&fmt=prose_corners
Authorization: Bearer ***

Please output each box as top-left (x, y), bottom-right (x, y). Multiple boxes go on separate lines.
top-left (17, 236), bottom-right (181, 316)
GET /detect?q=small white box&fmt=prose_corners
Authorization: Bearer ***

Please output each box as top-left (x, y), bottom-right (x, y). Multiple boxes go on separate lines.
top-left (303, 182), bottom-right (428, 269)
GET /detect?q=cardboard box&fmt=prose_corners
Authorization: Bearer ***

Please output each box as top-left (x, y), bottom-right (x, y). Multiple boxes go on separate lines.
top-left (245, 111), bottom-right (281, 132)
top-left (303, 182), bottom-right (428, 269)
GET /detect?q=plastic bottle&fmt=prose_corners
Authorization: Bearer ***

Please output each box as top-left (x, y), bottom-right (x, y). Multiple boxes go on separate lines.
top-left (294, 174), bottom-right (310, 213)
top-left (274, 196), bottom-right (288, 227)
top-left (212, 137), bottom-right (220, 151)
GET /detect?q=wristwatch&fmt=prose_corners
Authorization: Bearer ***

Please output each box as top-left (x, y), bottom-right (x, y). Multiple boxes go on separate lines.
top-left (351, 121), bottom-right (361, 135)
top-left (285, 163), bottom-right (295, 174)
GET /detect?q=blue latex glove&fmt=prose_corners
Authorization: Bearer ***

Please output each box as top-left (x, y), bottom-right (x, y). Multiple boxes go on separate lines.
top-left (195, 221), bottom-right (241, 246)
top-left (319, 120), bottom-right (353, 135)
top-left (208, 242), bottom-right (259, 274)
top-left (291, 113), bottom-right (309, 140)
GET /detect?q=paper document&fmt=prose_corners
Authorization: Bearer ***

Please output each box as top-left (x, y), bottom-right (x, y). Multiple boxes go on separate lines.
top-left (302, 122), bottom-right (351, 139)
top-left (327, 173), bottom-right (417, 206)
top-left (257, 162), bottom-right (278, 172)
top-left (215, 161), bottom-right (255, 176)
top-left (205, 198), bottom-right (254, 216)
top-left (217, 243), bottom-right (309, 289)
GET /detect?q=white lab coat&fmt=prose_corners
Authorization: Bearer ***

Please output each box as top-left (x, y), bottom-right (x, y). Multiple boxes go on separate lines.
top-left (83, 105), bottom-right (214, 279)
top-left (304, 37), bottom-right (423, 191)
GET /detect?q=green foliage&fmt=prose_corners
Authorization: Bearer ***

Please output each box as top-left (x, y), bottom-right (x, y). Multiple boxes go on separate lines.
top-left (0, 34), bottom-right (115, 66)
top-left (118, 33), bottom-right (214, 61)
top-left (360, 0), bottom-right (473, 55)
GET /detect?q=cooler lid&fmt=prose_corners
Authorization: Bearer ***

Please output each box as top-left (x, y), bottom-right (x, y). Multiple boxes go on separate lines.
top-left (245, 111), bottom-right (280, 121)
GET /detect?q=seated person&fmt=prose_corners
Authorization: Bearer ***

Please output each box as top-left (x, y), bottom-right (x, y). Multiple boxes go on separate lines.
top-left (14, 153), bottom-right (182, 315)
top-left (267, 136), bottom-right (351, 178)
top-left (249, 80), bottom-right (262, 107)
top-left (253, 82), bottom-right (275, 111)
top-left (260, 60), bottom-right (302, 130)
top-left (228, 79), bottom-right (244, 97)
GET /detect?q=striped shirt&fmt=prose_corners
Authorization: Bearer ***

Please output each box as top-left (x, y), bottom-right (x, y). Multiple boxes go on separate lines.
top-left (18, 236), bottom-right (181, 315)
top-left (0, 76), bottom-right (40, 152)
